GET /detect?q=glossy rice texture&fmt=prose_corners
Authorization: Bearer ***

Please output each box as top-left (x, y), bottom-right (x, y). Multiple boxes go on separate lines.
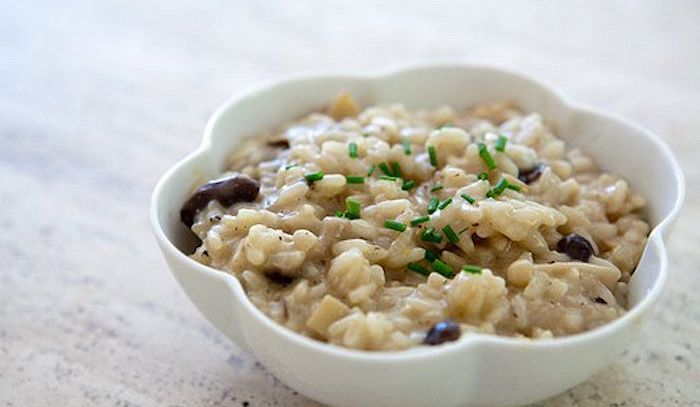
top-left (186, 94), bottom-right (649, 351)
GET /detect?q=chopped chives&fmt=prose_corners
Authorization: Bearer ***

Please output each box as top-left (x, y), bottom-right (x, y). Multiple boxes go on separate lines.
top-left (379, 175), bottom-right (399, 182)
top-left (391, 161), bottom-right (402, 177)
top-left (346, 175), bottom-right (365, 184)
top-left (427, 196), bottom-right (440, 214)
top-left (442, 225), bottom-right (459, 244)
top-left (349, 142), bottom-right (359, 158)
top-left (462, 264), bottom-right (483, 274)
top-left (305, 171), bottom-right (324, 182)
top-left (506, 183), bottom-right (521, 192)
top-left (408, 262), bottom-right (430, 276)
top-left (345, 199), bottom-right (361, 219)
top-left (432, 259), bottom-right (454, 277)
top-left (494, 177), bottom-right (509, 194)
top-left (383, 220), bottom-right (407, 232)
top-left (430, 184), bottom-right (443, 192)
top-left (423, 234), bottom-right (439, 244)
top-left (486, 177), bottom-right (509, 198)
top-left (379, 162), bottom-right (393, 176)
top-left (421, 227), bottom-right (442, 243)
top-left (477, 143), bottom-right (498, 170)
top-left (495, 135), bottom-right (508, 152)
top-left (458, 227), bottom-right (469, 235)
top-left (486, 186), bottom-right (502, 198)
top-left (477, 172), bottom-right (489, 181)
top-left (335, 210), bottom-right (344, 217)
top-left (428, 146), bottom-right (438, 167)
top-left (424, 250), bottom-right (439, 262)
top-left (367, 165), bottom-right (376, 176)
top-left (461, 193), bottom-right (476, 204)
top-left (362, 132), bottom-right (370, 138)
top-left (421, 227), bottom-right (434, 242)
top-left (438, 197), bottom-right (452, 210)
top-left (402, 138), bottom-right (412, 155)
top-left (410, 215), bottom-right (430, 226)
top-left (402, 179), bottom-right (416, 191)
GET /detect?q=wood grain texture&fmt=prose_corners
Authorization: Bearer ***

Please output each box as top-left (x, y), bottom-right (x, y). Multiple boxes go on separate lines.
top-left (1, 1), bottom-right (699, 406)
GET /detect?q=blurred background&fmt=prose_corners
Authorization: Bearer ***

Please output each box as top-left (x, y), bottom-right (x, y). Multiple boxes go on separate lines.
top-left (1, 1), bottom-right (699, 406)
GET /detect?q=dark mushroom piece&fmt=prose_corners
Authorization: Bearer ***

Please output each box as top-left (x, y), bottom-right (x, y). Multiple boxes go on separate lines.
top-left (266, 271), bottom-right (295, 286)
top-left (267, 139), bottom-right (290, 149)
top-left (423, 320), bottom-right (461, 345)
top-left (556, 233), bottom-right (595, 262)
top-left (517, 163), bottom-right (546, 184)
top-left (180, 173), bottom-right (260, 227)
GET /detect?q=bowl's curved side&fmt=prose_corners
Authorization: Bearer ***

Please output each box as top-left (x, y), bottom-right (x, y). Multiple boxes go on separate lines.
top-left (150, 64), bottom-right (684, 407)
top-left (150, 146), bottom-right (256, 353)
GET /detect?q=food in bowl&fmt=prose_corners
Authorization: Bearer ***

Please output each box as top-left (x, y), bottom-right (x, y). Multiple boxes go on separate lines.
top-left (180, 93), bottom-right (650, 351)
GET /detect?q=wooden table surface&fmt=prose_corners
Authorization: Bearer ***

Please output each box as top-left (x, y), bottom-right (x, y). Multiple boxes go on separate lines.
top-left (2, 1), bottom-right (699, 406)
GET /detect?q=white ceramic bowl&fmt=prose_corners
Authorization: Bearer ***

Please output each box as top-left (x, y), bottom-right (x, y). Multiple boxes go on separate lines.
top-left (150, 64), bottom-right (684, 407)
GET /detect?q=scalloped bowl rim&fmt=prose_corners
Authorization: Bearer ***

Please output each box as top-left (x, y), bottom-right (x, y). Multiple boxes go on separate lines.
top-left (150, 63), bottom-right (684, 362)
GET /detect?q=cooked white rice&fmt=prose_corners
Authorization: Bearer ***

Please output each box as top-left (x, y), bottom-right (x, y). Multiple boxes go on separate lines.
top-left (185, 94), bottom-right (649, 351)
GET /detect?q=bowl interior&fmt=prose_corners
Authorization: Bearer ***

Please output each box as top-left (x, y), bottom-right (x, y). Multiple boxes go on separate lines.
top-left (155, 65), bottom-right (681, 311)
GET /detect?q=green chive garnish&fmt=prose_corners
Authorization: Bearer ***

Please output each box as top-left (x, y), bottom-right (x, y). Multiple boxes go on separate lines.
top-left (335, 210), bottom-right (344, 217)
top-left (432, 259), bottom-right (454, 277)
top-left (424, 250), bottom-right (439, 262)
top-left (384, 220), bottom-right (407, 232)
top-left (442, 225), bottom-right (459, 244)
top-left (421, 227), bottom-right (435, 242)
top-left (391, 161), bottom-right (401, 177)
top-left (430, 184), bottom-right (443, 192)
top-left (346, 175), bottom-right (365, 184)
top-left (402, 138), bottom-right (412, 155)
top-left (478, 143), bottom-right (498, 170)
top-left (349, 142), bottom-right (358, 158)
top-left (345, 199), bottom-right (361, 219)
top-left (493, 177), bottom-right (509, 194)
top-left (495, 135), bottom-right (508, 152)
top-left (362, 132), bottom-right (370, 138)
top-left (367, 165), bottom-right (376, 176)
top-left (506, 183), bottom-right (521, 192)
top-left (402, 179), bottom-right (416, 191)
top-left (408, 262), bottom-right (430, 276)
top-left (477, 172), bottom-right (489, 181)
top-left (462, 264), bottom-right (483, 274)
top-left (428, 146), bottom-right (438, 167)
top-left (461, 193), bottom-right (475, 204)
top-left (458, 227), bottom-right (469, 235)
top-left (421, 227), bottom-right (443, 243)
top-left (438, 197), bottom-right (452, 210)
top-left (305, 171), bottom-right (324, 182)
top-left (379, 162), bottom-right (393, 176)
top-left (486, 177), bottom-right (509, 198)
top-left (379, 175), bottom-right (399, 182)
top-left (427, 196), bottom-right (439, 214)
top-left (410, 216), bottom-right (430, 226)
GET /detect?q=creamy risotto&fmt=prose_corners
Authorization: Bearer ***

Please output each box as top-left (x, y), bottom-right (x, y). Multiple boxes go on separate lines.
top-left (181, 93), bottom-right (650, 351)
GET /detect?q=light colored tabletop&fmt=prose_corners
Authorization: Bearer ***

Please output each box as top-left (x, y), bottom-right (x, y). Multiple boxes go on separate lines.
top-left (2, 1), bottom-right (699, 406)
